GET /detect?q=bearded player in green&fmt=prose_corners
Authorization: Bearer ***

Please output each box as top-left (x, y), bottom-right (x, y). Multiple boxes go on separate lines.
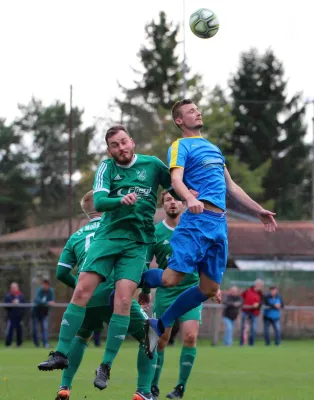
top-left (145, 191), bottom-right (201, 400)
top-left (54, 190), bottom-right (157, 400)
top-left (38, 125), bottom-right (175, 400)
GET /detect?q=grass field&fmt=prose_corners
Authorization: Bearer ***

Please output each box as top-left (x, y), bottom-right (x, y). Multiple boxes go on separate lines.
top-left (0, 339), bottom-right (314, 400)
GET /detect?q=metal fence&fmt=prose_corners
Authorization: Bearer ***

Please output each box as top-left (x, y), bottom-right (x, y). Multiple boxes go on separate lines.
top-left (1, 303), bottom-right (314, 345)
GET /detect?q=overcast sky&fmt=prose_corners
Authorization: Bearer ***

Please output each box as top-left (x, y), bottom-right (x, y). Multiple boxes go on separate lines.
top-left (1, 0), bottom-right (313, 139)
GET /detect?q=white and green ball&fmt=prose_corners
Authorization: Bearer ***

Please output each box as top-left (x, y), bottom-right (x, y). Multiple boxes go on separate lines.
top-left (189, 8), bottom-right (219, 39)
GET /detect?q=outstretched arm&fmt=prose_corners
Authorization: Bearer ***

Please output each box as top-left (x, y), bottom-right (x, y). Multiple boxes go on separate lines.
top-left (224, 168), bottom-right (277, 232)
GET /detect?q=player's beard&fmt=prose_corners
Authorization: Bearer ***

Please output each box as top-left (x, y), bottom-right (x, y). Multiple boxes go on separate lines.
top-left (192, 121), bottom-right (203, 130)
top-left (184, 121), bottom-right (203, 131)
top-left (166, 210), bottom-right (180, 219)
top-left (113, 149), bottom-right (134, 165)
top-left (193, 123), bottom-right (203, 130)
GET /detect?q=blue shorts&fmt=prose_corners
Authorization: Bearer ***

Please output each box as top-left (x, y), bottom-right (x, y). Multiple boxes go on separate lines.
top-left (167, 210), bottom-right (228, 284)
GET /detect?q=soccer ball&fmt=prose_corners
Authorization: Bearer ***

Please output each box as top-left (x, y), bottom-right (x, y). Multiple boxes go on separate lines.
top-left (189, 8), bottom-right (219, 39)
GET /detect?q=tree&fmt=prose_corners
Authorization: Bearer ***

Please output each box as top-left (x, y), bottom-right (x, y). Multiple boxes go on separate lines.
top-left (201, 87), bottom-right (271, 203)
top-left (114, 11), bottom-right (205, 152)
top-left (0, 120), bottom-right (33, 233)
top-left (15, 98), bottom-right (96, 222)
top-left (114, 13), bottom-right (269, 208)
top-left (230, 48), bottom-right (310, 219)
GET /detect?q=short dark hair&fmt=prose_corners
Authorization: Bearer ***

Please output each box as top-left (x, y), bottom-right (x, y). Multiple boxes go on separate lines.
top-left (160, 190), bottom-right (168, 205)
top-left (42, 279), bottom-right (50, 285)
top-left (270, 286), bottom-right (277, 290)
top-left (160, 190), bottom-right (183, 205)
top-left (171, 99), bottom-right (194, 128)
top-left (105, 125), bottom-right (130, 145)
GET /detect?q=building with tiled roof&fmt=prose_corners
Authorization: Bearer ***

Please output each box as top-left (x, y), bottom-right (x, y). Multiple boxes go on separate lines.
top-left (1, 212), bottom-right (314, 269)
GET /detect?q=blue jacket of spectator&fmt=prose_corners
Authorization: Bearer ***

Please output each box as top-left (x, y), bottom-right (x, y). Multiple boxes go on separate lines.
top-left (4, 292), bottom-right (26, 319)
top-left (33, 287), bottom-right (54, 317)
top-left (263, 293), bottom-right (284, 320)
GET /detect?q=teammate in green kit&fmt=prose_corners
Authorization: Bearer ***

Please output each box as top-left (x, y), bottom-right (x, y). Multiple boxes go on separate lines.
top-left (144, 192), bottom-right (201, 400)
top-left (53, 191), bottom-right (157, 400)
top-left (38, 125), bottom-right (174, 396)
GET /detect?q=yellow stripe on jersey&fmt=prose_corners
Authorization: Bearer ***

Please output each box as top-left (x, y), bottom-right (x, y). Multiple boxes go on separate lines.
top-left (169, 140), bottom-right (180, 169)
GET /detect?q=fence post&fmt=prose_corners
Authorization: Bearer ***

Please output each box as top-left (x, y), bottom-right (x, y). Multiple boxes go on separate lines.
top-left (211, 306), bottom-right (220, 346)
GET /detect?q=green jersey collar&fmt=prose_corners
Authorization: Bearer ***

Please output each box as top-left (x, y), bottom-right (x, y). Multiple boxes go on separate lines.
top-left (162, 219), bottom-right (175, 231)
top-left (116, 154), bottom-right (138, 168)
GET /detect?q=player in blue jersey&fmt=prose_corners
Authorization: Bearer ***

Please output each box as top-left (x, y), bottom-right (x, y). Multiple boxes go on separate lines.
top-left (143, 99), bottom-right (277, 357)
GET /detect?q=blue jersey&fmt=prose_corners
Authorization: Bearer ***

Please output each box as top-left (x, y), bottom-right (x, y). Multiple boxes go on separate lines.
top-left (168, 136), bottom-right (227, 211)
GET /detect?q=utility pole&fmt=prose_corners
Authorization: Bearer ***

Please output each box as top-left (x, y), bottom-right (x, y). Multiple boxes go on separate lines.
top-left (68, 85), bottom-right (73, 236)
top-left (182, 0), bottom-right (187, 98)
top-left (311, 100), bottom-right (314, 222)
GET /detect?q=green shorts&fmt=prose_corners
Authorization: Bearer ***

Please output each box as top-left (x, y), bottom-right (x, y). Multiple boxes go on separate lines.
top-left (77, 300), bottom-right (147, 342)
top-left (81, 238), bottom-right (147, 284)
top-left (153, 288), bottom-right (202, 327)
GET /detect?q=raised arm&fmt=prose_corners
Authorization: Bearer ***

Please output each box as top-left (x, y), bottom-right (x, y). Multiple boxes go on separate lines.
top-left (224, 167), bottom-right (277, 232)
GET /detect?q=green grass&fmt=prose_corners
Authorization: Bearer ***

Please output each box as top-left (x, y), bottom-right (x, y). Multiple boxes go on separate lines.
top-left (0, 340), bottom-right (314, 400)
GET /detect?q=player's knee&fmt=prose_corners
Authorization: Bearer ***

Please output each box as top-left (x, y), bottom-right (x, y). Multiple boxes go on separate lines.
top-left (161, 276), bottom-right (175, 287)
top-left (199, 283), bottom-right (219, 298)
top-left (203, 287), bottom-right (218, 298)
top-left (114, 293), bottom-right (132, 314)
top-left (162, 271), bottom-right (185, 287)
top-left (183, 332), bottom-right (197, 347)
top-left (72, 283), bottom-right (92, 304)
top-left (72, 273), bottom-right (100, 304)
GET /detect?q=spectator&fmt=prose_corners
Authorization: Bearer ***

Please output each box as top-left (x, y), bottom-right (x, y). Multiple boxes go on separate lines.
top-left (240, 279), bottom-right (264, 346)
top-left (32, 279), bottom-right (55, 348)
top-left (222, 286), bottom-right (242, 346)
top-left (4, 282), bottom-right (26, 347)
top-left (263, 286), bottom-right (284, 346)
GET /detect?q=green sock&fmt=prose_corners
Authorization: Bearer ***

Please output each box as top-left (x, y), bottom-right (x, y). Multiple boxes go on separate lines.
top-left (151, 350), bottom-right (164, 389)
top-left (61, 336), bottom-right (87, 389)
top-left (137, 342), bottom-right (158, 393)
top-left (177, 346), bottom-right (197, 388)
top-left (56, 303), bottom-right (86, 356)
top-left (102, 313), bottom-right (130, 367)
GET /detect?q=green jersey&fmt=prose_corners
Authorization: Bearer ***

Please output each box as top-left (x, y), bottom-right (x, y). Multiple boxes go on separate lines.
top-left (147, 220), bottom-right (199, 300)
top-left (57, 217), bottom-right (114, 307)
top-left (58, 217), bottom-right (102, 273)
top-left (93, 154), bottom-right (172, 244)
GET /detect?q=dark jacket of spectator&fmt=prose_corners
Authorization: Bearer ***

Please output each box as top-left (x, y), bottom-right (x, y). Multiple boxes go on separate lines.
top-left (4, 290), bottom-right (26, 319)
top-left (264, 291), bottom-right (284, 320)
top-left (241, 286), bottom-right (263, 316)
top-left (33, 286), bottom-right (54, 317)
top-left (223, 294), bottom-right (242, 320)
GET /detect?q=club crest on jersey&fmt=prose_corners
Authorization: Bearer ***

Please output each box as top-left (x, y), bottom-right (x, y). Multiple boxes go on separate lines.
top-left (136, 169), bottom-right (147, 181)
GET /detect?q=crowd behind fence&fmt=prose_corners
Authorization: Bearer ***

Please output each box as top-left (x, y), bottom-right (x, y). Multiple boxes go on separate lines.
top-left (1, 302), bottom-right (314, 345)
